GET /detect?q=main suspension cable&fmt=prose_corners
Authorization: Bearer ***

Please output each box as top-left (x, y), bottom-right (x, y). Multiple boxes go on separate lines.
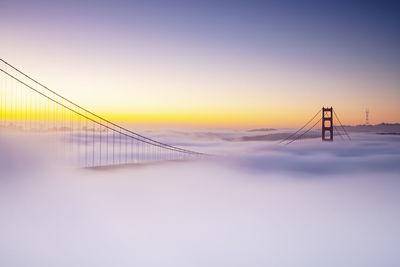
top-left (285, 117), bottom-right (322, 145)
top-left (333, 110), bottom-right (351, 141)
top-left (0, 58), bottom-right (205, 155)
top-left (279, 109), bottom-right (321, 144)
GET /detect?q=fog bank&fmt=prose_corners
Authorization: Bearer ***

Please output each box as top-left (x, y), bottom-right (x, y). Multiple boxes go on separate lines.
top-left (0, 130), bottom-right (399, 267)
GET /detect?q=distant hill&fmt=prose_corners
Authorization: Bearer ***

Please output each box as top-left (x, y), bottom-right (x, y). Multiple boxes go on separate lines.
top-left (235, 132), bottom-right (319, 142)
top-left (343, 123), bottom-right (400, 133)
top-left (233, 123), bottom-right (400, 142)
top-left (247, 128), bottom-right (276, 132)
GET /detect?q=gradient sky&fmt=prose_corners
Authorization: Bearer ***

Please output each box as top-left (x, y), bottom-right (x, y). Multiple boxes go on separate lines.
top-left (1, 0), bottom-right (399, 127)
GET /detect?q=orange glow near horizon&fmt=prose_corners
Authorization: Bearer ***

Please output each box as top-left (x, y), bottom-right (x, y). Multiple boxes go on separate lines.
top-left (1, 91), bottom-right (398, 129)
top-left (99, 109), bottom-right (399, 128)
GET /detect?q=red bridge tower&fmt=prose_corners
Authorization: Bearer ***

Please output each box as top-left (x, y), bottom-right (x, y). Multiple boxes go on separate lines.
top-left (322, 107), bottom-right (333, 141)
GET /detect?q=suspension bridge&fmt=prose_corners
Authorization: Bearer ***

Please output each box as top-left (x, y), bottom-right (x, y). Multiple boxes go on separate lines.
top-left (279, 107), bottom-right (351, 145)
top-left (0, 59), bottom-right (351, 168)
top-left (0, 59), bottom-right (207, 168)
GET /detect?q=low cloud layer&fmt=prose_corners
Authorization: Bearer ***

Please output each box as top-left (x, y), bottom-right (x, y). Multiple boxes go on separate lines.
top-left (232, 134), bottom-right (400, 175)
top-left (0, 130), bottom-right (399, 267)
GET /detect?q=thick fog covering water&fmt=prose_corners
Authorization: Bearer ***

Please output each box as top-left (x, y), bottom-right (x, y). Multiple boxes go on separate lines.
top-left (0, 129), bottom-right (399, 267)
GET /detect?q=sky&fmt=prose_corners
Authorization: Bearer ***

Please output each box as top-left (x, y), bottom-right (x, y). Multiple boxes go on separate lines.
top-left (0, 0), bottom-right (399, 127)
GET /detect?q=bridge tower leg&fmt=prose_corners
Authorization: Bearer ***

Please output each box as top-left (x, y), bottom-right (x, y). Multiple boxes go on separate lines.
top-left (322, 107), bottom-right (333, 141)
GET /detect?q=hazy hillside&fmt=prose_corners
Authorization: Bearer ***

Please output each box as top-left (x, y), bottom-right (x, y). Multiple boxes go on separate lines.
top-left (343, 123), bottom-right (400, 133)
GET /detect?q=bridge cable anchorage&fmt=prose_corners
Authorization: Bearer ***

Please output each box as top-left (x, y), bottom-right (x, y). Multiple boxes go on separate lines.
top-left (0, 58), bottom-right (205, 156)
top-left (0, 66), bottom-right (206, 156)
top-left (285, 117), bottom-right (322, 145)
top-left (333, 110), bottom-right (351, 141)
top-left (278, 109), bottom-right (321, 144)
